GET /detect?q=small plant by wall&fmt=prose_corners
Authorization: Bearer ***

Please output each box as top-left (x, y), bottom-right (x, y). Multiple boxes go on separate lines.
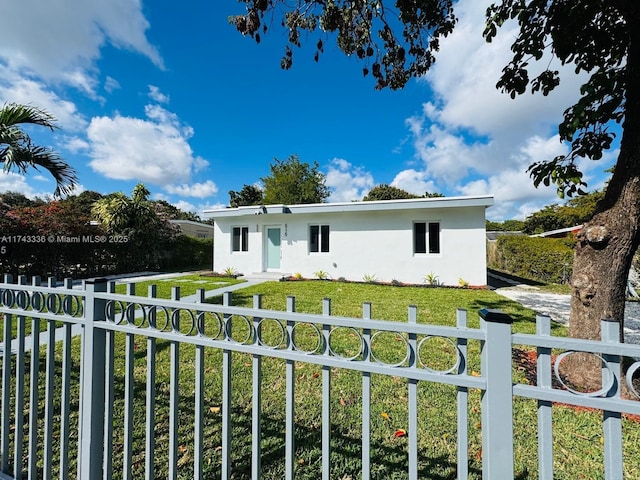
top-left (314, 270), bottom-right (329, 280)
top-left (363, 273), bottom-right (378, 283)
top-left (424, 272), bottom-right (440, 286)
top-left (223, 267), bottom-right (239, 277)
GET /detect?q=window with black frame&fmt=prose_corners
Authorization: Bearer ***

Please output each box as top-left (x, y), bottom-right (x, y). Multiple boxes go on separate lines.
top-left (413, 221), bottom-right (440, 254)
top-left (309, 224), bottom-right (330, 252)
top-left (232, 226), bottom-right (249, 252)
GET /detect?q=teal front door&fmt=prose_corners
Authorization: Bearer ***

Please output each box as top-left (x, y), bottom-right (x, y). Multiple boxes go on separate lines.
top-left (266, 227), bottom-right (281, 270)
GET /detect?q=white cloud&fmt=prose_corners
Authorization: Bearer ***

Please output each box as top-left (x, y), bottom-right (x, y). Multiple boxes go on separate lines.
top-left (62, 136), bottom-right (90, 154)
top-left (391, 169), bottom-right (439, 196)
top-left (0, 171), bottom-right (85, 199)
top-left (164, 180), bottom-right (218, 198)
top-left (0, 76), bottom-right (87, 132)
top-left (172, 200), bottom-right (197, 213)
top-left (0, 0), bottom-right (162, 94)
top-left (105, 76), bottom-right (121, 93)
top-left (87, 105), bottom-right (209, 185)
top-left (326, 158), bottom-right (374, 202)
top-left (0, 171), bottom-right (39, 196)
top-left (148, 85), bottom-right (169, 104)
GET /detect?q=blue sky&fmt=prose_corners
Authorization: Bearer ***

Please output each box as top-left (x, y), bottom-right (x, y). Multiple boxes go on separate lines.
top-left (0, 1), bottom-right (618, 220)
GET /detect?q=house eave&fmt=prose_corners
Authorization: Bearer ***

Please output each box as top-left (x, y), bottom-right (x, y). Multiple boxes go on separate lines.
top-left (203, 195), bottom-right (494, 219)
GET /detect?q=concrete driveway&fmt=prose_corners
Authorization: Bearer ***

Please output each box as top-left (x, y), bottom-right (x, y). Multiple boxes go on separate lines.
top-left (495, 286), bottom-right (640, 344)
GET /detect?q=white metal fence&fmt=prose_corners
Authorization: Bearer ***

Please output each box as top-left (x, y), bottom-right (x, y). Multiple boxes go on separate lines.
top-left (0, 275), bottom-right (639, 479)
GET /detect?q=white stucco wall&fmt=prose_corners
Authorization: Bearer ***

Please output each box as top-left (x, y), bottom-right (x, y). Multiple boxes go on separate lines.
top-left (210, 199), bottom-right (490, 286)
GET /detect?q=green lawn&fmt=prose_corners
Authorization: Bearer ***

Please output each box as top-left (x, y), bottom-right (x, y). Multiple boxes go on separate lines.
top-left (114, 273), bottom-right (244, 298)
top-left (2, 278), bottom-right (639, 479)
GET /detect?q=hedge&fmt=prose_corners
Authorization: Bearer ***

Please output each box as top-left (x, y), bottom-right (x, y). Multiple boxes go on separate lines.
top-left (0, 235), bottom-right (213, 280)
top-left (488, 235), bottom-right (575, 284)
top-left (160, 235), bottom-right (213, 270)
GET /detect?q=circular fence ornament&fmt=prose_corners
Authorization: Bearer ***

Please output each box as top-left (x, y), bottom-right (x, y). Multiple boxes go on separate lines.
top-left (125, 303), bottom-right (147, 328)
top-left (105, 300), bottom-right (128, 324)
top-left (171, 308), bottom-right (196, 336)
top-left (31, 292), bottom-right (46, 313)
top-left (196, 311), bottom-right (224, 339)
top-left (256, 318), bottom-right (287, 349)
top-left (46, 293), bottom-right (63, 315)
top-left (15, 290), bottom-right (29, 310)
top-left (1, 289), bottom-right (15, 307)
top-left (63, 295), bottom-right (83, 317)
top-left (291, 322), bottom-right (323, 354)
top-left (553, 351), bottom-right (615, 397)
top-left (417, 336), bottom-right (461, 374)
top-left (224, 315), bottom-right (253, 344)
top-left (370, 331), bottom-right (410, 367)
top-left (152, 305), bottom-right (171, 332)
top-left (328, 326), bottom-right (363, 360)
top-left (625, 360), bottom-right (640, 400)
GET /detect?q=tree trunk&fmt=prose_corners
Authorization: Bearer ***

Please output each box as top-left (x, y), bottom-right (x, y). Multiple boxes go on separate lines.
top-left (566, 3), bottom-right (640, 388)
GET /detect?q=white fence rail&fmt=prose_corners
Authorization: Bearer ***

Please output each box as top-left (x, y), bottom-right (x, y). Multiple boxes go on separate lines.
top-left (0, 275), bottom-right (639, 479)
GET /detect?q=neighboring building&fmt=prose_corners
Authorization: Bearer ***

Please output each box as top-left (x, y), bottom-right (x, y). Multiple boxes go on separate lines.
top-left (169, 220), bottom-right (215, 239)
top-left (203, 195), bottom-right (493, 286)
top-left (486, 231), bottom-right (525, 242)
top-left (530, 225), bottom-right (583, 238)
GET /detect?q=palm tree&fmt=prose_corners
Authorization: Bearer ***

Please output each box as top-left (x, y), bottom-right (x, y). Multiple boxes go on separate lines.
top-left (91, 183), bottom-right (174, 271)
top-left (0, 103), bottom-right (77, 196)
top-left (92, 183), bottom-right (159, 234)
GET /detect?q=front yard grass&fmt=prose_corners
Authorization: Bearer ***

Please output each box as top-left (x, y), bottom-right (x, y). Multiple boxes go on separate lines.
top-left (2, 278), bottom-right (639, 479)
top-left (114, 273), bottom-right (243, 298)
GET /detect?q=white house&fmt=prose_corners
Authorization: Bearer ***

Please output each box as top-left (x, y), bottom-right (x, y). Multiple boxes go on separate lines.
top-left (169, 219), bottom-right (215, 239)
top-left (203, 195), bottom-right (494, 286)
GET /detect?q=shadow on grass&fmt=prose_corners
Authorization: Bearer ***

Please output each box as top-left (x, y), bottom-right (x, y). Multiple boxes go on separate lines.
top-left (102, 369), bottom-right (483, 480)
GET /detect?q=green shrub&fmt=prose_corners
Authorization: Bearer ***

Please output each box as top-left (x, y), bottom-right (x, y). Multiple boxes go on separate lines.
top-left (490, 235), bottom-right (574, 284)
top-left (160, 236), bottom-right (213, 270)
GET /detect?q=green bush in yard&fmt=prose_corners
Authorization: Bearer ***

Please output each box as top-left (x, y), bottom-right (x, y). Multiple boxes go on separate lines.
top-left (160, 235), bottom-right (213, 270)
top-left (491, 235), bottom-right (575, 284)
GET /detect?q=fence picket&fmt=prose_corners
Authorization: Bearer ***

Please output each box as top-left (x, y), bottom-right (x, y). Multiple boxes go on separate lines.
top-left (145, 285), bottom-right (157, 480)
top-left (194, 288), bottom-right (205, 480)
top-left (103, 281), bottom-right (116, 480)
top-left (221, 291), bottom-right (232, 479)
top-left (79, 278), bottom-right (107, 480)
top-left (43, 277), bottom-right (57, 480)
top-left (123, 283), bottom-right (136, 480)
top-left (0, 274), bottom-right (12, 475)
top-left (14, 276), bottom-right (26, 479)
top-left (168, 286), bottom-right (181, 480)
top-left (456, 308), bottom-right (469, 480)
top-left (361, 303), bottom-right (372, 480)
top-left (59, 314), bottom-right (72, 480)
top-left (601, 319), bottom-right (623, 480)
top-left (536, 315), bottom-right (553, 480)
top-left (285, 296), bottom-right (296, 480)
top-left (27, 275), bottom-right (40, 480)
top-left (479, 308), bottom-right (514, 479)
top-left (408, 306), bottom-right (418, 480)
top-left (252, 294), bottom-right (263, 480)
top-left (321, 298), bottom-right (331, 480)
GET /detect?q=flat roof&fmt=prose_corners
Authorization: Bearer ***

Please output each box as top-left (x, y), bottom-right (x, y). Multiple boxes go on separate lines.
top-left (203, 195), bottom-right (494, 219)
top-left (169, 219), bottom-right (215, 229)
